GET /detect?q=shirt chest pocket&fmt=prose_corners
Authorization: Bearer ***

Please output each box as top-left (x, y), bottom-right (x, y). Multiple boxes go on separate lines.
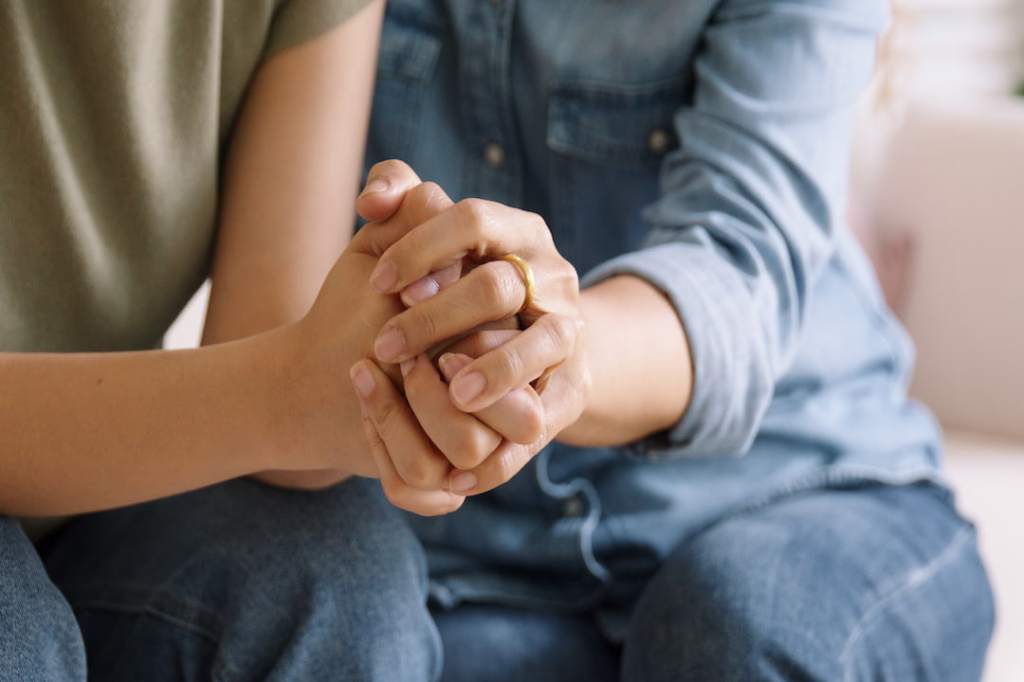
top-left (547, 79), bottom-right (686, 168)
top-left (366, 17), bottom-right (441, 167)
top-left (545, 79), bottom-right (687, 273)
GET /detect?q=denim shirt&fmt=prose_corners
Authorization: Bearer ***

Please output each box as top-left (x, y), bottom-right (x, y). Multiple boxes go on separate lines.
top-left (364, 0), bottom-right (943, 636)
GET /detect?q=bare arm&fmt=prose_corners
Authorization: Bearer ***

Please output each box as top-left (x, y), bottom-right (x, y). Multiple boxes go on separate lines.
top-left (0, 3), bottom-right (387, 515)
top-left (200, 1), bottom-right (384, 488)
top-left (0, 330), bottom-right (288, 516)
top-left (203, 0), bottom-right (382, 343)
top-left (560, 276), bottom-right (693, 447)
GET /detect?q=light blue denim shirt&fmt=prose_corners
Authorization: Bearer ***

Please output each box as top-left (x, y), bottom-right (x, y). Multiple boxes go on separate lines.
top-left (364, 0), bottom-right (944, 636)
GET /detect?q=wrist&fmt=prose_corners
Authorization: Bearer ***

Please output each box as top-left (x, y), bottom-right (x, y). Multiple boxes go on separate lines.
top-left (241, 323), bottom-right (313, 472)
top-left (267, 310), bottom-right (382, 478)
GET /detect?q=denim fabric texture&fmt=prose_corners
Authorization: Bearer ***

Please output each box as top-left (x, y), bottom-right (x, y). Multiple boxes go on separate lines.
top-left (34, 479), bottom-right (442, 681)
top-left (0, 0), bottom-right (997, 679)
top-left (1, 482), bottom-right (993, 680)
top-left (364, 0), bottom-right (952, 633)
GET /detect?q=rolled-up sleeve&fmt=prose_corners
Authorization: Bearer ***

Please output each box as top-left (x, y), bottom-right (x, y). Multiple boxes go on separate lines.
top-left (580, 0), bottom-right (888, 459)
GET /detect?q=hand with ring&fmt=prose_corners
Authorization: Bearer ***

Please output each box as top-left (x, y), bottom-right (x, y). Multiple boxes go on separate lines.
top-left (348, 160), bottom-right (590, 503)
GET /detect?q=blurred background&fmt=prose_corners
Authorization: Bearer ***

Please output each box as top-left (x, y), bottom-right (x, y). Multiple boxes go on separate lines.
top-left (851, 1), bottom-right (1024, 679)
top-left (167, 1), bottom-right (1024, 678)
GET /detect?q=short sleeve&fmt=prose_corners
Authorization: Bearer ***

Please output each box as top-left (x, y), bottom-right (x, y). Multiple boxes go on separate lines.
top-left (264, 0), bottom-right (374, 60)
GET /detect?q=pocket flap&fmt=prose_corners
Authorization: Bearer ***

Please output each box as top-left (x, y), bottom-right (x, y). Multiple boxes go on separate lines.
top-left (547, 80), bottom-right (684, 166)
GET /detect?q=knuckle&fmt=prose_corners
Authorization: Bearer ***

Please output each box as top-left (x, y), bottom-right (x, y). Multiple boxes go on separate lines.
top-left (372, 396), bottom-right (401, 436)
top-left (401, 456), bottom-right (446, 490)
top-left (456, 198), bottom-right (495, 245)
top-left (492, 447), bottom-right (522, 484)
top-left (406, 307), bottom-right (439, 345)
top-left (457, 197), bottom-right (488, 227)
top-left (450, 430), bottom-right (493, 470)
top-left (492, 344), bottom-right (524, 384)
top-left (519, 400), bottom-right (547, 445)
top-left (477, 263), bottom-right (518, 310)
top-left (559, 258), bottom-right (580, 291)
top-left (403, 374), bottom-right (426, 403)
top-left (408, 181), bottom-right (446, 209)
top-left (526, 211), bottom-right (552, 242)
top-left (370, 158), bottom-right (407, 180)
top-left (540, 314), bottom-right (577, 352)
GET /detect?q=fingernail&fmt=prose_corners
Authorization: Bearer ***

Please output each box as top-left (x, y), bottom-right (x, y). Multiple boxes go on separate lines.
top-left (400, 358), bottom-right (416, 377)
top-left (370, 260), bottom-right (397, 292)
top-left (451, 372), bottom-right (485, 406)
top-left (438, 353), bottom-right (471, 381)
top-left (374, 327), bottom-right (406, 362)
top-left (349, 364), bottom-right (374, 400)
top-left (402, 276), bottom-right (440, 305)
top-left (359, 176), bottom-right (390, 198)
top-left (450, 471), bottom-right (477, 493)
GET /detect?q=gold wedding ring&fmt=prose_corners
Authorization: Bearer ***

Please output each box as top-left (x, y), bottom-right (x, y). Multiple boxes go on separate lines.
top-left (501, 254), bottom-right (536, 314)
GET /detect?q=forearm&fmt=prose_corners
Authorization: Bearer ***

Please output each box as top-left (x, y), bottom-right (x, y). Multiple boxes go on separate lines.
top-left (0, 327), bottom-right (302, 516)
top-left (558, 275), bottom-right (692, 447)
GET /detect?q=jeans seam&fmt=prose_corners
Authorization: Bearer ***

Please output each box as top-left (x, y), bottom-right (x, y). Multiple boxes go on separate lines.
top-left (70, 598), bottom-right (222, 643)
top-left (838, 525), bottom-right (973, 681)
top-left (72, 600), bottom-right (244, 681)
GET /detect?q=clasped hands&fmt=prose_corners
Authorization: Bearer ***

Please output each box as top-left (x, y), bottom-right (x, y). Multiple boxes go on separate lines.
top-left (345, 161), bottom-right (589, 516)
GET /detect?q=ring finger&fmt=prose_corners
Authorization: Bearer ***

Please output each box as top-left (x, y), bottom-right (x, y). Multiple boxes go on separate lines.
top-left (373, 260), bottom-right (527, 364)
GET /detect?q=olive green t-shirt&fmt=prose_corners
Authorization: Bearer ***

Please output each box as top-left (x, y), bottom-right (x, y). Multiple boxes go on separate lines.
top-left (1, 0), bottom-right (371, 540)
top-left (0, 0), bottom-right (371, 354)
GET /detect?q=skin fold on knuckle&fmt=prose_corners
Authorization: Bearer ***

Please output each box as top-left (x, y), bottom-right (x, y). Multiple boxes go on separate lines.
top-left (456, 198), bottom-right (499, 255)
top-left (470, 444), bottom-right (522, 493)
top-left (370, 394), bottom-right (402, 437)
top-left (401, 307), bottom-right (438, 352)
top-left (399, 454), bottom-right (448, 491)
top-left (540, 314), bottom-right (577, 356)
top-left (474, 262), bottom-right (518, 313)
top-left (514, 395), bottom-right (546, 445)
top-left (403, 369), bottom-right (429, 404)
top-left (526, 211), bottom-right (553, 247)
top-left (493, 446), bottom-right (524, 487)
top-left (482, 344), bottom-right (524, 395)
top-left (408, 181), bottom-right (448, 212)
top-left (449, 428), bottom-right (495, 470)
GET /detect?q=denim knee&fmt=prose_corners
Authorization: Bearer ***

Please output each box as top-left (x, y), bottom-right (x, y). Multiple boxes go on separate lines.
top-left (621, 486), bottom-right (994, 682)
top-left (0, 517), bottom-right (85, 682)
top-left (46, 478), bottom-right (440, 682)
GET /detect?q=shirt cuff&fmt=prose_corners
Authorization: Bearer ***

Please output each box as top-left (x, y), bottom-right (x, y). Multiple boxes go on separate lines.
top-left (580, 240), bottom-right (774, 459)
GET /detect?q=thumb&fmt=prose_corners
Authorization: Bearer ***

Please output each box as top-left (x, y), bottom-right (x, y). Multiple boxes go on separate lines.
top-left (355, 180), bottom-right (455, 257)
top-left (356, 159), bottom-right (422, 223)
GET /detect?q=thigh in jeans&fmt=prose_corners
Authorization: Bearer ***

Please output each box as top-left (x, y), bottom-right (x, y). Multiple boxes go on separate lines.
top-left (0, 517), bottom-right (85, 682)
top-left (42, 478), bottom-right (441, 682)
top-left (623, 484), bottom-right (996, 682)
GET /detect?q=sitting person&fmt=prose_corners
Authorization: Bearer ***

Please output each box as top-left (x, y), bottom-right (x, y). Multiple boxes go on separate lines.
top-left (0, 0), bottom-right (994, 681)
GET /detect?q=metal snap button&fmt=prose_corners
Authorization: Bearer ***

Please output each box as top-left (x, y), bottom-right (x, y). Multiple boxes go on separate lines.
top-left (563, 496), bottom-right (585, 518)
top-left (647, 128), bottom-right (672, 155)
top-left (484, 142), bottom-right (506, 169)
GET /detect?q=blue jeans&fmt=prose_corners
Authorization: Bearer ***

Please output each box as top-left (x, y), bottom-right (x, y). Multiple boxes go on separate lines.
top-left (0, 481), bottom-right (993, 681)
